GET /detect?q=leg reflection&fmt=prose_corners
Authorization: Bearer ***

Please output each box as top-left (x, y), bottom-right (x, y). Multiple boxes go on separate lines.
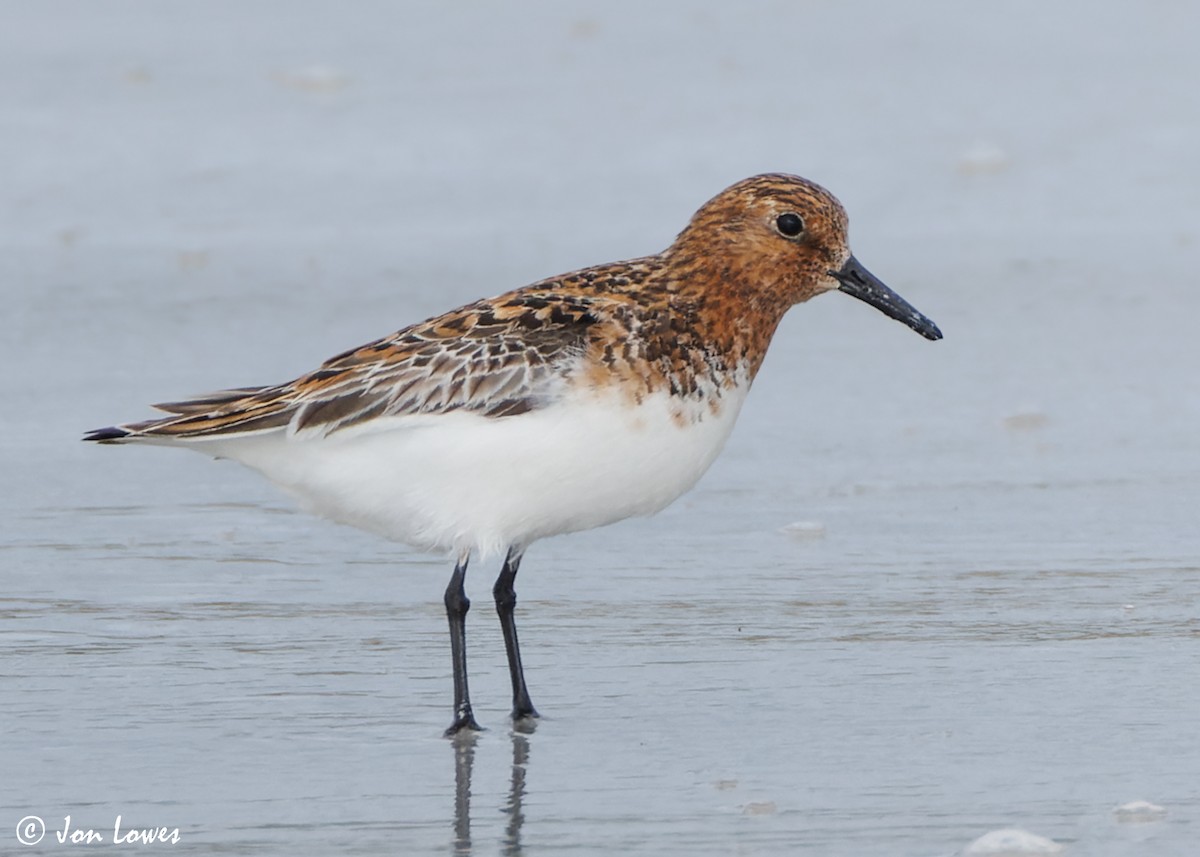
top-left (503, 721), bottom-right (535, 856)
top-left (452, 732), bottom-right (477, 855)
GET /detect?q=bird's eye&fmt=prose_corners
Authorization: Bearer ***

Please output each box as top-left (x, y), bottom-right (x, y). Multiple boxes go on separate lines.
top-left (775, 212), bottom-right (804, 238)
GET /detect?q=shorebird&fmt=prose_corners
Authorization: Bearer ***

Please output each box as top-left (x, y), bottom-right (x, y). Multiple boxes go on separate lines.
top-left (85, 173), bottom-right (942, 735)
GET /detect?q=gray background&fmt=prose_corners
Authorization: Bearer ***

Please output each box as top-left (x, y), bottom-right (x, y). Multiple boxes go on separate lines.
top-left (3, 2), bottom-right (1198, 855)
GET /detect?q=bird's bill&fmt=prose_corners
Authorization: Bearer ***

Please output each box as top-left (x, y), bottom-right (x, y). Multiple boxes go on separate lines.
top-left (830, 256), bottom-right (943, 341)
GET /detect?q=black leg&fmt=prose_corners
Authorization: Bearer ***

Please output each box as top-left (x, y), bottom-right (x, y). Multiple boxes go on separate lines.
top-left (493, 546), bottom-right (539, 722)
top-left (444, 552), bottom-right (482, 737)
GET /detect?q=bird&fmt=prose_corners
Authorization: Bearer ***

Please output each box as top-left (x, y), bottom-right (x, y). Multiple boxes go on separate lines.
top-left (85, 173), bottom-right (942, 736)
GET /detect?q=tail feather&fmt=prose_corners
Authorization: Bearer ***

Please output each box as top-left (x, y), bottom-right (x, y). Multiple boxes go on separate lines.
top-left (84, 384), bottom-right (294, 444)
top-left (83, 408), bottom-right (293, 444)
top-left (83, 426), bottom-right (133, 443)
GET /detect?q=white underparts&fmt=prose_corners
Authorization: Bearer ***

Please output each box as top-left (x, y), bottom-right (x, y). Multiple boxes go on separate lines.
top-left (181, 379), bottom-right (751, 558)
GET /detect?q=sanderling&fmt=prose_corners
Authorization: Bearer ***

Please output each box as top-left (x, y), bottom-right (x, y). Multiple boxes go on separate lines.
top-left (85, 173), bottom-right (942, 735)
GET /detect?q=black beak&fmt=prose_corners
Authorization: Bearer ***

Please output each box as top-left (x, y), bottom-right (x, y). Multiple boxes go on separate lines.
top-left (830, 256), bottom-right (942, 341)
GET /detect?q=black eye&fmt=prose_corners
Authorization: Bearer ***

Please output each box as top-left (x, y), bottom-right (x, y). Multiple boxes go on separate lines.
top-left (775, 212), bottom-right (804, 237)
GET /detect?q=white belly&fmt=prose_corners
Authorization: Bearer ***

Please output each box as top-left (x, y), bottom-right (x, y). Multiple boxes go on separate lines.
top-left (194, 385), bottom-right (750, 557)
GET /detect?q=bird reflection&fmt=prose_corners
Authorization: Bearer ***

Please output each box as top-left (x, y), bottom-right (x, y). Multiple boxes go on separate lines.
top-left (450, 720), bottom-right (535, 856)
top-left (503, 721), bottom-right (534, 855)
top-left (452, 732), bottom-right (476, 855)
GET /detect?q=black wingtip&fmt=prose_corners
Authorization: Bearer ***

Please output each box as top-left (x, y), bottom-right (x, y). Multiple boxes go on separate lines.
top-left (83, 426), bottom-right (131, 443)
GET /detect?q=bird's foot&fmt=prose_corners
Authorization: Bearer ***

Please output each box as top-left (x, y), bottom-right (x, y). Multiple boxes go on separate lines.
top-left (511, 703), bottom-right (540, 731)
top-left (444, 705), bottom-right (484, 738)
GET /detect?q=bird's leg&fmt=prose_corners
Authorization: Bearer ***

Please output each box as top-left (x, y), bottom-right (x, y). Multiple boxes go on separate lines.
top-left (493, 546), bottom-right (539, 722)
top-left (444, 551), bottom-right (482, 736)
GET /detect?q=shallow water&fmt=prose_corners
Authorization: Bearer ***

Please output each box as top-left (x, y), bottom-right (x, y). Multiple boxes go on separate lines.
top-left (4, 1), bottom-right (1200, 855)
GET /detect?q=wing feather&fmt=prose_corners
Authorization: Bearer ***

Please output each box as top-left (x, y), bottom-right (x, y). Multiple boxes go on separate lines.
top-left (151, 386), bottom-right (270, 414)
top-left (105, 290), bottom-right (605, 441)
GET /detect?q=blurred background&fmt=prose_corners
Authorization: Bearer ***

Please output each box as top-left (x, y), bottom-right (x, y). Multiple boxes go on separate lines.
top-left (4, 2), bottom-right (1198, 855)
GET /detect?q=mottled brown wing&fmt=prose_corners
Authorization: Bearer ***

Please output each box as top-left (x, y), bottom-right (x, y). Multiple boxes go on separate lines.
top-left (90, 290), bottom-right (604, 441)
